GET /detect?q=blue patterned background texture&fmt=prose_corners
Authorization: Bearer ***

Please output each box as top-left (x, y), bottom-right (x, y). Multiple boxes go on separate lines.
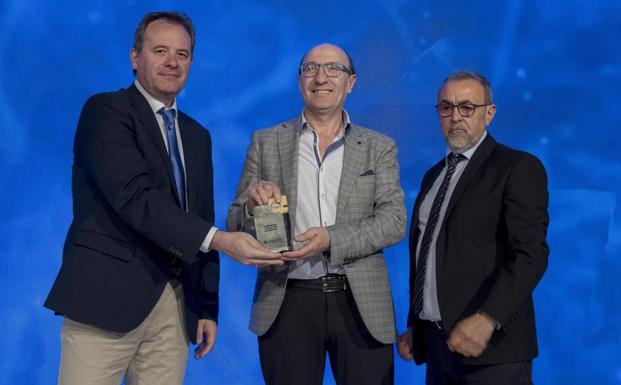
top-left (1, 0), bottom-right (620, 384)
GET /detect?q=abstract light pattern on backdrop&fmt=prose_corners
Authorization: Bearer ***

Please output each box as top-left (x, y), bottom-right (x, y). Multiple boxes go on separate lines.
top-left (1, 1), bottom-right (620, 384)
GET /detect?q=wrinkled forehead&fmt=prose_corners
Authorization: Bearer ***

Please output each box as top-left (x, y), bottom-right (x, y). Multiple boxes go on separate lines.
top-left (438, 79), bottom-right (486, 103)
top-left (303, 44), bottom-right (348, 64)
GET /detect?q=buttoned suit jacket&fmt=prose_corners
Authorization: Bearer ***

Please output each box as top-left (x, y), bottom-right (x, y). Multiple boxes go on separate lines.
top-left (44, 84), bottom-right (219, 344)
top-left (227, 116), bottom-right (406, 344)
top-left (407, 134), bottom-right (549, 365)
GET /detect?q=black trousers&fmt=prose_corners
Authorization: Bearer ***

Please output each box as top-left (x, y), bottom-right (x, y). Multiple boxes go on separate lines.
top-left (423, 322), bottom-right (533, 385)
top-left (258, 284), bottom-right (393, 385)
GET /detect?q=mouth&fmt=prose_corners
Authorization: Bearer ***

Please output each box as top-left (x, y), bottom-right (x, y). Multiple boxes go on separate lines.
top-left (448, 127), bottom-right (466, 134)
top-left (312, 89), bottom-right (332, 94)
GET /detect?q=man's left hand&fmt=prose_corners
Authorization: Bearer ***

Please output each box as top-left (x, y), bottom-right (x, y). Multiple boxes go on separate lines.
top-left (446, 313), bottom-right (496, 357)
top-left (281, 227), bottom-right (330, 261)
top-left (397, 328), bottom-right (414, 360)
top-left (194, 319), bottom-right (218, 359)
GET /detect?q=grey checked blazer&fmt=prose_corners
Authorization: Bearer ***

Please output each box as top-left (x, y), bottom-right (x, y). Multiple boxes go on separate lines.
top-left (227, 116), bottom-right (406, 344)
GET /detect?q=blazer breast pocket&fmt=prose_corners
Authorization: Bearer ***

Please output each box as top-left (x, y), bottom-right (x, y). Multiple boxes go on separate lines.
top-left (353, 172), bottom-right (375, 189)
top-left (354, 169), bottom-right (376, 187)
top-left (72, 230), bottom-right (136, 262)
top-left (349, 172), bottom-right (376, 210)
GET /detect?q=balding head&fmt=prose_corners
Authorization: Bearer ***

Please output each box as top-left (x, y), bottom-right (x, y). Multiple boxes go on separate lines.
top-left (299, 43), bottom-right (356, 76)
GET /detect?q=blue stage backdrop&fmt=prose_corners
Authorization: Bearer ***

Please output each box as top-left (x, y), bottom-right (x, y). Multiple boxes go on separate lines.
top-left (1, 0), bottom-right (620, 384)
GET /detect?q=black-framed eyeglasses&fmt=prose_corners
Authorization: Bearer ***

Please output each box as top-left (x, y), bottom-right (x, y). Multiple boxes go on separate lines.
top-left (299, 61), bottom-right (353, 78)
top-left (435, 102), bottom-right (490, 117)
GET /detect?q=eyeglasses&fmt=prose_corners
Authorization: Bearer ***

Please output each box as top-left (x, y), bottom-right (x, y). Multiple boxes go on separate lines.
top-left (299, 61), bottom-right (353, 78)
top-left (435, 102), bottom-right (490, 117)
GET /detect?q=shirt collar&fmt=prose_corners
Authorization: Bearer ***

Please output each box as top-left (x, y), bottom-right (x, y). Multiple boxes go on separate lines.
top-left (446, 130), bottom-right (487, 161)
top-left (301, 109), bottom-right (351, 139)
top-left (134, 79), bottom-right (178, 116)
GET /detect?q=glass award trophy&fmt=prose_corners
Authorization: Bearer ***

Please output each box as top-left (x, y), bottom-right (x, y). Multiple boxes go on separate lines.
top-left (253, 195), bottom-right (293, 252)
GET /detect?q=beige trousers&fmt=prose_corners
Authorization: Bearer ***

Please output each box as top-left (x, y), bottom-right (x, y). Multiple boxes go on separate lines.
top-left (58, 282), bottom-right (189, 385)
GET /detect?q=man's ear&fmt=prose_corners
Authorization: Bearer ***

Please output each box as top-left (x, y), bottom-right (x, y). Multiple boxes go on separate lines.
top-left (130, 48), bottom-right (139, 71)
top-left (347, 74), bottom-right (357, 94)
top-left (485, 104), bottom-right (496, 126)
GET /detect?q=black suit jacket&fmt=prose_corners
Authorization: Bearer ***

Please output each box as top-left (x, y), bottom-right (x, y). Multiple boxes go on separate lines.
top-left (407, 134), bottom-right (549, 365)
top-left (45, 84), bottom-right (219, 344)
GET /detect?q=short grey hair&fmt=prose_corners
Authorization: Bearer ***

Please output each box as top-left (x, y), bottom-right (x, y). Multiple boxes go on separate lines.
top-left (441, 71), bottom-right (493, 104)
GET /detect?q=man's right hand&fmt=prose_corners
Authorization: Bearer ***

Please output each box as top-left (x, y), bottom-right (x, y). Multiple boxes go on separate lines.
top-left (211, 231), bottom-right (283, 266)
top-left (247, 180), bottom-right (282, 215)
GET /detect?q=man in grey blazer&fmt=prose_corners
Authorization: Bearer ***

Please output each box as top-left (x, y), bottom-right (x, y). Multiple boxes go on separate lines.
top-left (227, 43), bottom-right (406, 385)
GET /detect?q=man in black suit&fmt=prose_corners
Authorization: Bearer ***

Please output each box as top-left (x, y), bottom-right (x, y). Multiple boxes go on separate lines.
top-left (44, 11), bottom-right (281, 385)
top-left (398, 71), bottom-right (549, 384)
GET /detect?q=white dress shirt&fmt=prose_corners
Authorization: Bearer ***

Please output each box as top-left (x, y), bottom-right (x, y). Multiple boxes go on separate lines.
top-left (287, 111), bottom-right (351, 279)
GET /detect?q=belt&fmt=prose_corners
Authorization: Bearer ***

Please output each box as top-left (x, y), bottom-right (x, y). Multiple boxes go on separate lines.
top-left (288, 274), bottom-right (348, 292)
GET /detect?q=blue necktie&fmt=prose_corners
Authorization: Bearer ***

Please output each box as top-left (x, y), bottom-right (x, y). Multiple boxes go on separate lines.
top-left (159, 108), bottom-right (186, 211)
top-left (412, 153), bottom-right (466, 316)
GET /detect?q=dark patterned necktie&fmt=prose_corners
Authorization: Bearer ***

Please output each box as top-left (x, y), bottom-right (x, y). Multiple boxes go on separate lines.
top-left (412, 153), bottom-right (466, 316)
top-left (159, 108), bottom-right (186, 211)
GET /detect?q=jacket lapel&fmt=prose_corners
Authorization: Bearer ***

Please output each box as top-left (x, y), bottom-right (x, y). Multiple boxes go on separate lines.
top-left (128, 84), bottom-right (169, 165)
top-left (442, 134), bottom-right (496, 221)
top-left (335, 125), bottom-right (365, 219)
top-left (278, 117), bottom-right (302, 222)
top-left (127, 84), bottom-right (182, 209)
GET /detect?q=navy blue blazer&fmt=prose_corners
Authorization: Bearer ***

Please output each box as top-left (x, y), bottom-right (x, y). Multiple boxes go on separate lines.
top-left (45, 84), bottom-right (219, 344)
top-left (407, 135), bottom-right (549, 365)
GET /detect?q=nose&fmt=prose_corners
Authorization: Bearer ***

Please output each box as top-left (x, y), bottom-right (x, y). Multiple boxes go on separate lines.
top-left (164, 52), bottom-right (179, 67)
top-left (450, 106), bottom-right (462, 122)
top-left (313, 67), bottom-right (328, 84)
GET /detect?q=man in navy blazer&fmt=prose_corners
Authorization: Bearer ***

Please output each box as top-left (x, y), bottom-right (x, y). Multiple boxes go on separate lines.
top-left (44, 11), bottom-right (281, 385)
top-left (398, 71), bottom-right (549, 384)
